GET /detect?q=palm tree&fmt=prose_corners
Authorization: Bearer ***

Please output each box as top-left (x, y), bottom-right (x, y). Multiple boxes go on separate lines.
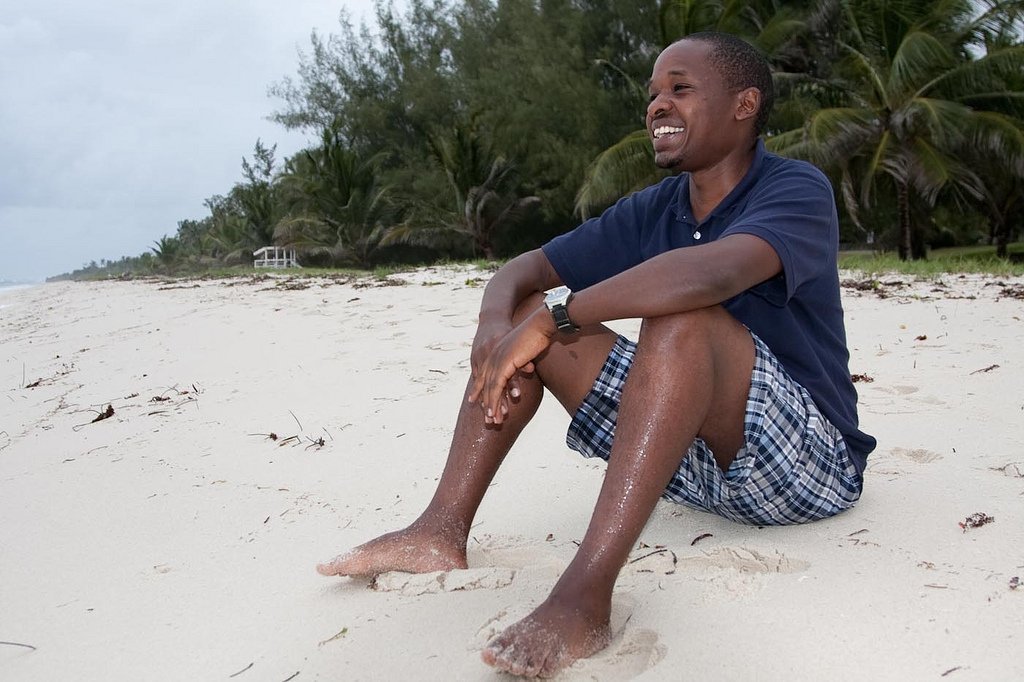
top-left (382, 118), bottom-right (540, 259)
top-left (151, 235), bottom-right (182, 269)
top-left (770, 0), bottom-right (1024, 259)
top-left (274, 127), bottom-right (393, 268)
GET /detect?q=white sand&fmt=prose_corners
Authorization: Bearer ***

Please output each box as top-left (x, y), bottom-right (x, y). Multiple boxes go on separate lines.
top-left (1, 267), bottom-right (1022, 680)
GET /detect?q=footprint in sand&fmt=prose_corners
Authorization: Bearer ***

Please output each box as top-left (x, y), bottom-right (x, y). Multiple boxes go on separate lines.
top-left (621, 546), bottom-right (810, 578)
top-left (471, 597), bottom-right (666, 681)
top-left (618, 546), bottom-right (812, 601)
top-left (879, 384), bottom-right (920, 395)
top-left (370, 567), bottom-right (516, 596)
top-left (890, 447), bottom-right (942, 463)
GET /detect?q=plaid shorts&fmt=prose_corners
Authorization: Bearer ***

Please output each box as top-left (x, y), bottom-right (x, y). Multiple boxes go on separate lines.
top-left (566, 332), bottom-right (862, 526)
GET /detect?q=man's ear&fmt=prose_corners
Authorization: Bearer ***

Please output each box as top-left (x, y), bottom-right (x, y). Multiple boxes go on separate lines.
top-left (735, 87), bottom-right (761, 122)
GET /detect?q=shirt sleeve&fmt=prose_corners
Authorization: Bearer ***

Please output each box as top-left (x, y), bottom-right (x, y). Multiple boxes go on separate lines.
top-left (541, 182), bottom-right (665, 291)
top-left (721, 161), bottom-right (839, 304)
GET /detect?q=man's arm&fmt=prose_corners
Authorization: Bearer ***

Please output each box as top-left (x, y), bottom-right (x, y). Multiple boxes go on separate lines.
top-left (567, 233), bottom-right (780, 326)
top-left (477, 249), bottom-right (562, 327)
top-left (469, 250), bottom-right (562, 397)
top-left (469, 234), bottom-right (781, 422)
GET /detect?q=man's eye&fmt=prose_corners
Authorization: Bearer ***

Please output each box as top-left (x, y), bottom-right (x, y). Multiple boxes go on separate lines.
top-left (673, 84), bottom-right (690, 92)
top-left (648, 93), bottom-right (657, 103)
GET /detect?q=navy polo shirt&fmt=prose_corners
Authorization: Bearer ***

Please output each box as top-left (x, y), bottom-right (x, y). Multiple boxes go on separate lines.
top-left (542, 140), bottom-right (876, 474)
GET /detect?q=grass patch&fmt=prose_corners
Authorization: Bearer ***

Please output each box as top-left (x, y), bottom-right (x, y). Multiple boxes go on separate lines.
top-left (839, 243), bottom-right (1024, 277)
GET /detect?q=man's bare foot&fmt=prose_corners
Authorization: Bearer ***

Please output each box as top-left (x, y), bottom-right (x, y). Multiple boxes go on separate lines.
top-left (481, 595), bottom-right (612, 678)
top-left (317, 525), bottom-right (467, 577)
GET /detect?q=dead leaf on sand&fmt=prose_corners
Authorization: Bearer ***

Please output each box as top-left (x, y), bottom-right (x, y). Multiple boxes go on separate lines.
top-left (958, 512), bottom-right (994, 532)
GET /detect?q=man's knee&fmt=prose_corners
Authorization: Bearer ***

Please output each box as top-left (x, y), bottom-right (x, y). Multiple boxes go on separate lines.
top-left (639, 306), bottom-right (734, 345)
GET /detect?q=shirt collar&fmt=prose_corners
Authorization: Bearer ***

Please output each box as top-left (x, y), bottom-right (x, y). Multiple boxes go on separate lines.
top-left (673, 138), bottom-right (767, 225)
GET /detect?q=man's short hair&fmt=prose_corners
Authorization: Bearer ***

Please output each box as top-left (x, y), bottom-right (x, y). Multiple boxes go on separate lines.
top-left (679, 31), bottom-right (775, 135)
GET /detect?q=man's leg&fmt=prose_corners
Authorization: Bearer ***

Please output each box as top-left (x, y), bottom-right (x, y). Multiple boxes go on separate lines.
top-left (317, 294), bottom-right (619, 577)
top-left (482, 306), bottom-right (755, 677)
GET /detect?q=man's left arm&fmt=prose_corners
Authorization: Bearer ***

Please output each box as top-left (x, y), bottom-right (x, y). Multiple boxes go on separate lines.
top-left (469, 235), bottom-right (780, 421)
top-left (564, 233), bottom-right (781, 326)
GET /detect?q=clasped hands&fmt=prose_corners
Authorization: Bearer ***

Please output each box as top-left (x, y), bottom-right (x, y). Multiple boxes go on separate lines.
top-left (467, 305), bottom-right (556, 425)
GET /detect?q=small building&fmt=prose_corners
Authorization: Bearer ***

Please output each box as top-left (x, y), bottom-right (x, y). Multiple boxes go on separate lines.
top-left (253, 246), bottom-right (299, 269)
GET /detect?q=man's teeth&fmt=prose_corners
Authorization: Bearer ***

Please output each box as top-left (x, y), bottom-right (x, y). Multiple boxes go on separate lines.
top-left (653, 126), bottom-right (685, 139)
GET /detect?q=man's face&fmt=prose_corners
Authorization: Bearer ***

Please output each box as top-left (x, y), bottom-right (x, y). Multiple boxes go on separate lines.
top-left (645, 40), bottom-right (744, 172)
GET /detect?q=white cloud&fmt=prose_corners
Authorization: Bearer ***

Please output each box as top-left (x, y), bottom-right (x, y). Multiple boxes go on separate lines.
top-left (0, 0), bottom-right (381, 281)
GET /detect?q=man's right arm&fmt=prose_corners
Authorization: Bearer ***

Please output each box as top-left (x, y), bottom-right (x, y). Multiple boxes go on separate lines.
top-left (470, 249), bottom-right (562, 385)
top-left (478, 249), bottom-right (562, 326)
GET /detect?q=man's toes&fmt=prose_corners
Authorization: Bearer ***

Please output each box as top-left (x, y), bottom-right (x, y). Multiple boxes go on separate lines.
top-left (316, 555), bottom-right (347, 575)
top-left (538, 653), bottom-right (563, 678)
top-left (480, 645), bottom-right (499, 667)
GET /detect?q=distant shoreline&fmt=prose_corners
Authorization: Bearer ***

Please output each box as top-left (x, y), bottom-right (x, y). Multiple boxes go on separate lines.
top-left (0, 282), bottom-right (38, 308)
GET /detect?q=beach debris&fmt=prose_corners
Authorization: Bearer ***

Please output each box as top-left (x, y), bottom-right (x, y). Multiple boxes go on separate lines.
top-left (969, 364), bottom-right (1000, 375)
top-left (915, 334), bottom-right (927, 341)
top-left (989, 463), bottom-right (1024, 478)
top-left (90, 405), bottom-right (115, 423)
top-left (690, 533), bottom-right (713, 546)
top-left (850, 373), bottom-right (874, 383)
top-left (941, 666), bottom-right (964, 677)
top-left (23, 362), bottom-right (76, 388)
top-left (0, 640), bottom-right (36, 651)
top-left (546, 533), bottom-right (554, 541)
top-left (150, 383), bottom-right (203, 403)
top-left (353, 276), bottom-right (406, 289)
top-left (840, 278), bottom-right (909, 298)
top-left (228, 662), bottom-right (254, 678)
top-left (958, 512), bottom-right (994, 532)
top-left (1010, 577), bottom-right (1020, 590)
top-left (157, 283), bottom-right (200, 291)
top-left (282, 672), bottom-right (299, 682)
top-left (628, 548), bottom-right (678, 575)
top-left (275, 279), bottom-right (311, 291)
top-left (997, 284), bottom-right (1024, 300)
top-left (305, 437), bottom-right (326, 451)
top-left (318, 627), bottom-right (348, 647)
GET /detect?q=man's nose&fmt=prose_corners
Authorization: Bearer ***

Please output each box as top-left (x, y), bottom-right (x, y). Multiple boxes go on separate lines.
top-left (647, 93), bottom-right (668, 120)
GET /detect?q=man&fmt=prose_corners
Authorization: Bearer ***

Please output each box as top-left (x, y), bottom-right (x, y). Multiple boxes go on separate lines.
top-left (318, 32), bottom-right (875, 678)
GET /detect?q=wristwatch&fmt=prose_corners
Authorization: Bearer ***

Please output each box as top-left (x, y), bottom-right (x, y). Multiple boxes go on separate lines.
top-left (544, 286), bottom-right (579, 333)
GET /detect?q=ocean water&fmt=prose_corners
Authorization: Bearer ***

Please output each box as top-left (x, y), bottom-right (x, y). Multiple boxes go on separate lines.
top-left (0, 282), bottom-right (36, 310)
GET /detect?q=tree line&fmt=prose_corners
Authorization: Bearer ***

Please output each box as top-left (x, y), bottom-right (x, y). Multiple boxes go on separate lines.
top-left (64, 0), bottom-right (1024, 279)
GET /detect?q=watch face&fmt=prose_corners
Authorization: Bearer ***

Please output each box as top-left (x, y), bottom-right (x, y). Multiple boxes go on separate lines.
top-left (545, 286), bottom-right (571, 307)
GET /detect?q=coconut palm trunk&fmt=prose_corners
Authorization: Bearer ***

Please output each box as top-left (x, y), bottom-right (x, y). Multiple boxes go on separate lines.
top-left (897, 179), bottom-right (912, 261)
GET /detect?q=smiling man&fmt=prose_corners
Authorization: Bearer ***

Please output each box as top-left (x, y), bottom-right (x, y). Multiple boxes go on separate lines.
top-left (317, 32), bottom-right (875, 677)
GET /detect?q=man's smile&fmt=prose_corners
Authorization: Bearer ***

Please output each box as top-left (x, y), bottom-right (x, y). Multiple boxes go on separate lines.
top-left (652, 125), bottom-right (685, 139)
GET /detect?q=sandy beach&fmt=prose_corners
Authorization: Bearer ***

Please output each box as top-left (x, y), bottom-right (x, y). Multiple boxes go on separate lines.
top-left (1, 267), bottom-right (1022, 681)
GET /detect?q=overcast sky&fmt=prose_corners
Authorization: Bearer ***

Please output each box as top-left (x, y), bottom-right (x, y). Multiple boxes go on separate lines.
top-left (0, 1), bottom-right (382, 282)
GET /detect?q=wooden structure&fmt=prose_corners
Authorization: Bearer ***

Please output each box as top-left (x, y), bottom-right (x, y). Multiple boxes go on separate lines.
top-left (253, 246), bottom-right (299, 269)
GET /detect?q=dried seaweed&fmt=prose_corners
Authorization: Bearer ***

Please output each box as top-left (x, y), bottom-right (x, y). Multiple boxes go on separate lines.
top-left (958, 512), bottom-right (994, 532)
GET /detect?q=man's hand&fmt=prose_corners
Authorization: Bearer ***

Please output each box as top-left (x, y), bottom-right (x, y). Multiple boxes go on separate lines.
top-left (468, 307), bottom-right (556, 425)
